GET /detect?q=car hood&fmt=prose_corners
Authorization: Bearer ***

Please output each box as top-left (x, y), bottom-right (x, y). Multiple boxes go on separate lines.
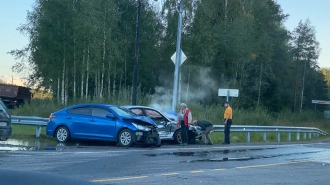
top-left (122, 116), bottom-right (156, 126)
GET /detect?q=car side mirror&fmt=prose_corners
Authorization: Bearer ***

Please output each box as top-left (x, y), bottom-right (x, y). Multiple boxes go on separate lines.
top-left (106, 113), bottom-right (115, 119)
top-left (169, 118), bottom-right (175, 121)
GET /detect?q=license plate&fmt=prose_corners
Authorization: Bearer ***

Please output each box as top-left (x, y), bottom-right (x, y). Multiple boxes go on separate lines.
top-left (0, 122), bottom-right (7, 127)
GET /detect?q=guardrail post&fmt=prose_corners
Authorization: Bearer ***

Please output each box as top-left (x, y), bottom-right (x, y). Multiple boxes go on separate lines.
top-left (36, 126), bottom-right (42, 138)
top-left (303, 133), bottom-right (306, 140)
top-left (276, 132), bottom-right (280, 142)
top-left (317, 133), bottom-right (319, 138)
top-left (246, 132), bottom-right (250, 143)
top-left (263, 132), bottom-right (267, 142)
top-left (308, 133), bottom-right (311, 139)
top-left (287, 132), bottom-right (291, 142)
top-left (35, 140), bottom-right (40, 150)
top-left (296, 132), bottom-right (300, 141)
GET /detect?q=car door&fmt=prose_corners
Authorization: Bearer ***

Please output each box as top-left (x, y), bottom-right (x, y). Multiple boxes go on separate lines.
top-left (66, 106), bottom-right (92, 138)
top-left (90, 107), bottom-right (116, 140)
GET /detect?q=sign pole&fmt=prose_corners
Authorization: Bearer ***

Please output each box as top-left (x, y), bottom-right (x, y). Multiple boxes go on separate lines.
top-left (171, 0), bottom-right (185, 111)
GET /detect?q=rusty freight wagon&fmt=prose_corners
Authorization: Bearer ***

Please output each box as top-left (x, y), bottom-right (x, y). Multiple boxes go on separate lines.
top-left (0, 84), bottom-right (32, 108)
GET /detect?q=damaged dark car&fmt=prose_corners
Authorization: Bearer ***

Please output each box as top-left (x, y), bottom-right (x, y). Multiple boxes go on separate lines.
top-left (0, 98), bottom-right (12, 141)
top-left (46, 103), bottom-right (161, 147)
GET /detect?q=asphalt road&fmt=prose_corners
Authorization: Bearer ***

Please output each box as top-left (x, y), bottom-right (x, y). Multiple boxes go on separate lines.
top-left (1, 140), bottom-right (330, 185)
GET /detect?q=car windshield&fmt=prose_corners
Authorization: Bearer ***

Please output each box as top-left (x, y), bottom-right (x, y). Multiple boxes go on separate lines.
top-left (110, 106), bottom-right (137, 117)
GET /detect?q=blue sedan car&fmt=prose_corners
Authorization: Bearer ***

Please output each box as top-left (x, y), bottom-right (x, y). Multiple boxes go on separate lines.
top-left (46, 103), bottom-right (161, 147)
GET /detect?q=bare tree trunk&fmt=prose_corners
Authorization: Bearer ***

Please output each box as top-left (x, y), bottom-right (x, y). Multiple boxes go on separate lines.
top-left (100, 1), bottom-right (106, 98)
top-left (113, 62), bottom-right (116, 97)
top-left (72, 1), bottom-right (77, 101)
top-left (65, 69), bottom-right (68, 105)
top-left (95, 72), bottom-right (98, 98)
top-left (81, 41), bottom-right (85, 99)
top-left (100, 64), bottom-right (105, 97)
top-left (57, 78), bottom-right (60, 100)
top-left (61, 63), bottom-right (65, 104)
top-left (85, 44), bottom-right (90, 98)
top-left (300, 60), bottom-right (307, 113)
top-left (257, 61), bottom-right (263, 108)
top-left (293, 57), bottom-right (299, 113)
top-left (61, 43), bottom-right (66, 104)
top-left (73, 37), bottom-right (76, 100)
top-left (108, 63), bottom-right (111, 98)
top-left (119, 72), bottom-right (123, 93)
top-left (124, 52), bottom-right (127, 89)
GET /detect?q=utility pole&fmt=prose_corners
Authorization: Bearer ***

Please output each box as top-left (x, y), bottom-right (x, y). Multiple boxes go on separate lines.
top-left (171, 0), bottom-right (185, 111)
top-left (132, 0), bottom-right (142, 105)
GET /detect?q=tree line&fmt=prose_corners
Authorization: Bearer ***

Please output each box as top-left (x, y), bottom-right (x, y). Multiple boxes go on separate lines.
top-left (10, 0), bottom-right (329, 112)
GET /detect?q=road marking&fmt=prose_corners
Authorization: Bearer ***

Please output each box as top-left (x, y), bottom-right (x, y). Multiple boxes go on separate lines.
top-left (91, 157), bottom-right (330, 183)
top-left (235, 160), bottom-right (314, 169)
top-left (161, 172), bottom-right (179, 176)
top-left (236, 162), bottom-right (292, 169)
top-left (91, 176), bottom-right (148, 182)
top-left (214, 168), bottom-right (226, 171)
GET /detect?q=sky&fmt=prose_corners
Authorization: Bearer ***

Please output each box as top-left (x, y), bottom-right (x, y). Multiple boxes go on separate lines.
top-left (0, 0), bottom-right (329, 85)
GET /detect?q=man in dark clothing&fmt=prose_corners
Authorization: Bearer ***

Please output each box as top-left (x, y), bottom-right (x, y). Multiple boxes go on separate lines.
top-left (193, 120), bottom-right (214, 145)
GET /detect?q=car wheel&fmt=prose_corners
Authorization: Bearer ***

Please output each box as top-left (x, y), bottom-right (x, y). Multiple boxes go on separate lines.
top-left (174, 130), bottom-right (182, 144)
top-left (118, 129), bottom-right (133, 147)
top-left (55, 126), bottom-right (70, 142)
top-left (155, 136), bottom-right (161, 147)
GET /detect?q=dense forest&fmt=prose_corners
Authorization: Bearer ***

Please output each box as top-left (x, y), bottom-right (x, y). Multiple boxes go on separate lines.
top-left (9, 0), bottom-right (329, 112)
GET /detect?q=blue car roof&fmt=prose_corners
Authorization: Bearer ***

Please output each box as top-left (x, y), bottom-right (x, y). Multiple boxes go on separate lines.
top-left (57, 103), bottom-right (118, 112)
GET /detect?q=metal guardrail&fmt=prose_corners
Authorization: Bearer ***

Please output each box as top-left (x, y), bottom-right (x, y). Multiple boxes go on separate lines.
top-left (11, 116), bottom-right (49, 137)
top-left (212, 125), bottom-right (328, 143)
top-left (10, 115), bottom-right (328, 142)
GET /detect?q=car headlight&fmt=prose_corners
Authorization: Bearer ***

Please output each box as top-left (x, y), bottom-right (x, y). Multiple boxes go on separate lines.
top-left (132, 123), bottom-right (151, 131)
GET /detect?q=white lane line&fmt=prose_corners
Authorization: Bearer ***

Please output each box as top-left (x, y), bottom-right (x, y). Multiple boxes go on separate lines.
top-left (161, 172), bottom-right (179, 176)
top-left (91, 176), bottom-right (148, 182)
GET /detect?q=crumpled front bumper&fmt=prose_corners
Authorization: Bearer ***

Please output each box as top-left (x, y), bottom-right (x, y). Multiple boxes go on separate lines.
top-left (134, 129), bottom-right (159, 144)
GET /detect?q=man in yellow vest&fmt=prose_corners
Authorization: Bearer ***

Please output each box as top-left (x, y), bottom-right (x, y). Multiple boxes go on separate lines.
top-left (223, 102), bottom-right (232, 144)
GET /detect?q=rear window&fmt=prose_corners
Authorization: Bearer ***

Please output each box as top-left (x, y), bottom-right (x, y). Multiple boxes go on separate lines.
top-left (67, 107), bottom-right (91, 116)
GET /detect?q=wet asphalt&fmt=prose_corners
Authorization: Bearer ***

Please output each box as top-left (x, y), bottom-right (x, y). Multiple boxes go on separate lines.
top-left (0, 138), bottom-right (330, 185)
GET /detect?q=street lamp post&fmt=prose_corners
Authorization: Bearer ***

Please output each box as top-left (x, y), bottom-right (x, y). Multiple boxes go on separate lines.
top-left (171, 0), bottom-right (185, 111)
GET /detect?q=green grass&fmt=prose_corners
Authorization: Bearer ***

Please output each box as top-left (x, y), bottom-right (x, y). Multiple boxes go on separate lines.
top-left (8, 95), bottom-right (330, 143)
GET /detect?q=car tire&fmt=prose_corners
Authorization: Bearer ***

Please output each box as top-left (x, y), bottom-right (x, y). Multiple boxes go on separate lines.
top-left (118, 129), bottom-right (133, 147)
top-left (55, 126), bottom-right (70, 142)
top-left (155, 136), bottom-right (161, 147)
top-left (173, 130), bottom-right (182, 144)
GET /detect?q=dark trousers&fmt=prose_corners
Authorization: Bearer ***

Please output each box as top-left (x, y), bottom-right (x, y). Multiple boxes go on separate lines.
top-left (224, 119), bottom-right (232, 144)
top-left (181, 121), bottom-right (188, 144)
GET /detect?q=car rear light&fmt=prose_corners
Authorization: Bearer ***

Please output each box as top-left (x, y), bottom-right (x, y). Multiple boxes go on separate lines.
top-left (49, 114), bottom-right (57, 120)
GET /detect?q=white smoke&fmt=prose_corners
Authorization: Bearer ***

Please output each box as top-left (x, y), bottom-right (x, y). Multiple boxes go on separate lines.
top-left (148, 66), bottom-right (221, 111)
